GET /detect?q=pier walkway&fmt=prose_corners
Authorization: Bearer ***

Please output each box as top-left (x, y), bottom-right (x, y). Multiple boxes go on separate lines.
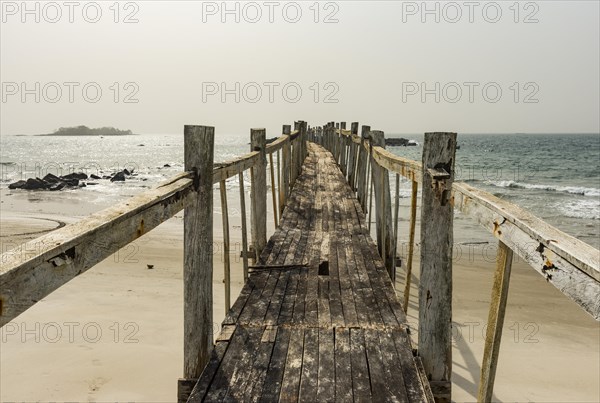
top-left (187, 143), bottom-right (432, 401)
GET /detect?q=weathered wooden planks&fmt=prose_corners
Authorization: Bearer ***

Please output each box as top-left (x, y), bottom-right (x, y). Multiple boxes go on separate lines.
top-left (188, 143), bottom-right (430, 402)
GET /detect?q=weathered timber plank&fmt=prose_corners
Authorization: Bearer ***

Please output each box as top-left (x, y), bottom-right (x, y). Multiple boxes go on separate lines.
top-left (222, 327), bottom-right (267, 401)
top-left (259, 326), bottom-right (291, 402)
top-left (334, 327), bottom-right (353, 402)
top-left (203, 326), bottom-right (255, 401)
top-left (299, 327), bottom-right (319, 402)
top-left (349, 328), bottom-right (371, 401)
top-left (239, 326), bottom-right (278, 402)
top-left (377, 329), bottom-right (410, 402)
top-left (364, 329), bottom-right (392, 402)
top-left (280, 327), bottom-right (305, 402)
top-left (317, 327), bottom-right (335, 401)
top-left (187, 340), bottom-right (231, 402)
top-left (390, 328), bottom-right (431, 402)
top-left (212, 152), bottom-right (260, 183)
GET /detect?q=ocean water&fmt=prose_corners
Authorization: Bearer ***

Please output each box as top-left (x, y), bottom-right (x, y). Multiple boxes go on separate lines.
top-left (1, 133), bottom-right (598, 248)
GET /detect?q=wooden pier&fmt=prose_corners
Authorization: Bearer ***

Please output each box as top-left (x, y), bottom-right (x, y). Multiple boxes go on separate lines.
top-left (187, 143), bottom-right (432, 402)
top-left (1, 120), bottom-right (598, 402)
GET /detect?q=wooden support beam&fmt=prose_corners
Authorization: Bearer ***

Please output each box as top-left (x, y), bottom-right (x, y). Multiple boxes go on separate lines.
top-left (367, 159), bottom-right (373, 229)
top-left (269, 151), bottom-right (279, 228)
top-left (393, 173), bottom-right (401, 287)
top-left (299, 120), bottom-right (308, 164)
top-left (180, 125), bottom-right (215, 400)
top-left (418, 132), bottom-right (457, 403)
top-left (340, 122), bottom-right (347, 174)
top-left (276, 150), bottom-right (281, 214)
top-left (220, 180), bottom-right (231, 311)
top-left (370, 131), bottom-right (396, 280)
top-left (238, 172), bottom-right (249, 281)
top-left (357, 125), bottom-right (370, 212)
top-left (348, 122), bottom-right (359, 190)
top-left (281, 125), bottom-right (291, 215)
top-left (250, 129), bottom-right (267, 261)
top-left (403, 180), bottom-right (419, 313)
top-left (478, 241), bottom-right (513, 402)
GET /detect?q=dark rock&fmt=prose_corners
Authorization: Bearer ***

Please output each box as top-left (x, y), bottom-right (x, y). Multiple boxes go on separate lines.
top-left (22, 178), bottom-right (48, 190)
top-left (138, 144), bottom-right (145, 146)
top-left (90, 174), bottom-right (101, 180)
top-left (385, 138), bottom-right (410, 147)
top-left (111, 172), bottom-right (126, 182)
top-left (86, 182), bottom-right (99, 185)
top-left (62, 172), bottom-right (88, 180)
top-left (49, 182), bottom-right (65, 191)
top-left (102, 175), bottom-right (112, 179)
top-left (123, 169), bottom-right (130, 175)
top-left (79, 182), bottom-right (87, 187)
top-left (63, 179), bottom-right (79, 187)
top-left (163, 164), bottom-right (171, 168)
top-left (42, 173), bottom-right (62, 183)
top-left (8, 180), bottom-right (26, 189)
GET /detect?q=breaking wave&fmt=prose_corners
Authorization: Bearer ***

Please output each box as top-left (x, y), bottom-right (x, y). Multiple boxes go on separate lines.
top-left (489, 180), bottom-right (600, 197)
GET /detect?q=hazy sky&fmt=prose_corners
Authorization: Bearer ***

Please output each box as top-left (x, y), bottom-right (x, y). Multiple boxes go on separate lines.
top-left (1, 1), bottom-right (599, 136)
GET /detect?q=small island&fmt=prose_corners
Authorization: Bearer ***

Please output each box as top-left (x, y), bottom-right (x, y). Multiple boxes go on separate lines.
top-left (40, 125), bottom-right (135, 136)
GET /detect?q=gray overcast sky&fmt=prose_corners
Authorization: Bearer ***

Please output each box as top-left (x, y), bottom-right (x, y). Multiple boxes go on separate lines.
top-left (1, 0), bottom-right (599, 136)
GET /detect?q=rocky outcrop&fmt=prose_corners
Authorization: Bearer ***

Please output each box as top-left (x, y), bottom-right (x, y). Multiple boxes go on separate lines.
top-left (385, 138), bottom-right (418, 147)
top-left (7, 169), bottom-right (134, 191)
top-left (110, 172), bottom-right (126, 182)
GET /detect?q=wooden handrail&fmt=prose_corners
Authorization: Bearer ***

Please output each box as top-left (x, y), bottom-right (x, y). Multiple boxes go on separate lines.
top-left (0, 172), bottom-right (195, 327)
top-left (453, 182), bottom-right (600, 320)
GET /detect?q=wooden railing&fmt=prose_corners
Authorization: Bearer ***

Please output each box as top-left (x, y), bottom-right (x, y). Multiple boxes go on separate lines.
top-left (309, 122), bottom-right (600, 403)
top-left (0, 120), bottom-right (309, 403)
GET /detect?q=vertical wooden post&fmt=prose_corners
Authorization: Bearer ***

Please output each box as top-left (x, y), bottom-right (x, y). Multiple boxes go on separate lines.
top-left (418, 132), bottom-right (457, 403)
top-left (478, 241), bottom-right (514, 403)
top-left (299, 120), bottom-right (308, 164)
top-left (281, 125), bottom-right (291, 213)
top-left (220, 180), bottom-right (231, 311)
top-left (393, 173), bottom-right (401, 285)
top-left (403, 180), bottom-right (418, 313)
top-left (370, 131), bottom-right (395, 279)
top-left (327, 122), bottom-right (335, 158)
top-left (348, 122), bottom-right (359, 189)
top-left (334, 122), bottom-right (341, 164)
top-left (179, 125), bottom-right (214, 402)
top-left (367, 157), bottom-right (373, 227)
top-left (250, 129), bottom-right (267, 261)
top-left (276, 150), bottom-right (281, 212)
top-left (340, 122), bottom-right (347, 175)
top-left (357, 125), bottom-right (370, 212)
top-left (269, 152), bottom-right (278, 227)
top-left (238, 172), bottom-right (249, 281)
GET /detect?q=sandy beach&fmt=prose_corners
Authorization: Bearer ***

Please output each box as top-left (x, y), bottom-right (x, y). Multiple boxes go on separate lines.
top-left (1, 188), bottom-right (598, 402)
